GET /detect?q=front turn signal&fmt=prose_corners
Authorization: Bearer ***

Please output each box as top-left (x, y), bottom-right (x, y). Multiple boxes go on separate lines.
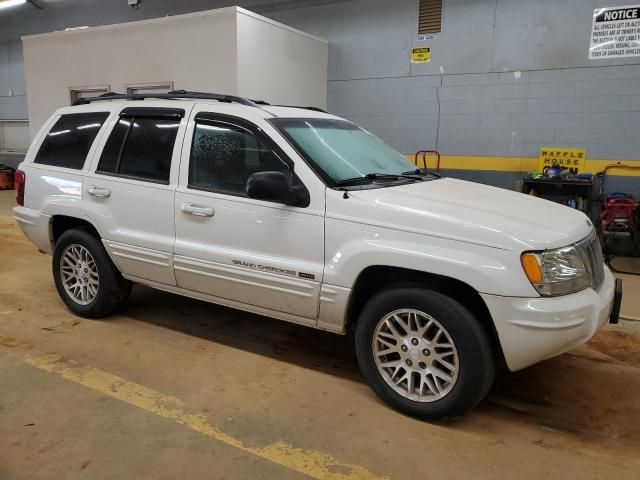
top-left (521, 253), bottom-right (542, 284)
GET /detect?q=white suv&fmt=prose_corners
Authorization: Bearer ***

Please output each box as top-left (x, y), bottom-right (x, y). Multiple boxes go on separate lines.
top-left (13, 91), bottom-right (622, 420)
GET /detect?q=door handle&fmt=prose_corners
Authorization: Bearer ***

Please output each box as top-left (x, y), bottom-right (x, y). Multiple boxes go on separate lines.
top-left (88, 186), bottom-right (111, 198)
top-left (181, 202), bottom-right (215, 217)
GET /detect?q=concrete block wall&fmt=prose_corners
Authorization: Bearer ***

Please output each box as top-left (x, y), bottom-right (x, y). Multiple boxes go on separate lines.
top-left (329, 64), bottom-right (640, 159)
top-left (273, 0), bottom-right (640, 195)
top-left (327, 63), bottom-right (640, 193)
top-left (328, 75), bottom-right (440, 155)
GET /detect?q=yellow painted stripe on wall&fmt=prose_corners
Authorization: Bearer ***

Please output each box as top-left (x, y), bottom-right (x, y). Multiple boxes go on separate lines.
top-left (406, 155), bottom-right (640, 176)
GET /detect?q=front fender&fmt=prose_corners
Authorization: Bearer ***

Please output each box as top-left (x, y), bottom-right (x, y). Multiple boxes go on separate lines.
top-left (324, 218), bottom-right (538, 297)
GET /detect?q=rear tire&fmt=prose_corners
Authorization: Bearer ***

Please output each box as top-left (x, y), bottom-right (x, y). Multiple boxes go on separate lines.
top-left (52, 228), bottom-right (131, 318)
top-left (355, 287), bottom-right (495, 421)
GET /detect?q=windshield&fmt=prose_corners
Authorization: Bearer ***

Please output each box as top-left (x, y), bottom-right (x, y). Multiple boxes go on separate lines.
top-left (272, 118), bottom-right (418, 184)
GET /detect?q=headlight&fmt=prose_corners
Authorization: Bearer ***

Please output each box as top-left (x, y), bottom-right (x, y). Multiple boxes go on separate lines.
top-left (521, 245), bottom-right (590, 296)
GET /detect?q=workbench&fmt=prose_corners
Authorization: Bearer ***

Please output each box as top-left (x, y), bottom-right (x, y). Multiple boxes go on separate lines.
top-left (521, 177), bottom-right (596, 219)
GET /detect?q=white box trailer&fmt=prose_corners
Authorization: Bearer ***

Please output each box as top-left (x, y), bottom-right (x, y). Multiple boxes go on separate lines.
top-left (21, 6), bottom-right (328, 136)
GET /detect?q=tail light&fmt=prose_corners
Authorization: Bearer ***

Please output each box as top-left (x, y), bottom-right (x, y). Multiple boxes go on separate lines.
top-left (14, 169), bottom-right (26, 206)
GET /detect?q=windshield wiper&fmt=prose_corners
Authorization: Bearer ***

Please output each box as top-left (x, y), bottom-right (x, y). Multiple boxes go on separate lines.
top-left (402, 168), bottom-right (441, 179)
top-left (335, 172), bottom-right (422, 186)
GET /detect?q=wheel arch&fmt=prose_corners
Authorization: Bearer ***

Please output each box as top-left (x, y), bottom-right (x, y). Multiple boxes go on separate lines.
top-left (346, 265), bottom-right (506, 368)
top-left (50, 215), bottom-right (102, 247)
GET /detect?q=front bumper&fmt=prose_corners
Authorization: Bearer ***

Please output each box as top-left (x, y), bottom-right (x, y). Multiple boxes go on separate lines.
top-left (482, 266), bottom-right (618, 372)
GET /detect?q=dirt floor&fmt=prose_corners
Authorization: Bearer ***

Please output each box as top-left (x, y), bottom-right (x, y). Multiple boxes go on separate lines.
top-left (1, 189), bottom-right (639, 480)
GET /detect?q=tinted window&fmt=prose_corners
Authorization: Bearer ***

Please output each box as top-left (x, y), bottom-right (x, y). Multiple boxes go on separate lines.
top-left (34, 112), bottom-right (109, 169)
top-left (189, 121), bottom-right (288, 195)
top-left (96, 118), bottom-right (128, 174)
top-left (97, 116), bottom-right (180, 183)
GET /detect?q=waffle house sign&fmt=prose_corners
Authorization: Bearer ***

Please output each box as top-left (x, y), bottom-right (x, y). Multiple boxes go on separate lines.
top-left (538, 147), bottom-right (586, 174)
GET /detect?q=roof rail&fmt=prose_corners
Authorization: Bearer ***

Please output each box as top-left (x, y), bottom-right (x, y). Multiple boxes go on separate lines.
top-left (286, 106), bottom-right (327, 113)
top-left (72, 90), bottom-right (329, 113)
top-left (264, 104), bottom-right (327, 113)
top-left (73, 90), bottom-right (258, 106)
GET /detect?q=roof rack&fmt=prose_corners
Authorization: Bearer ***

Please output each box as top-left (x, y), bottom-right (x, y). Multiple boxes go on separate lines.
top-left (73, 90), bottom-right (259, 106)
top-left (271, 104), bottom-right (327, 113)
top-left (73, 89), bottom-right (329, 113)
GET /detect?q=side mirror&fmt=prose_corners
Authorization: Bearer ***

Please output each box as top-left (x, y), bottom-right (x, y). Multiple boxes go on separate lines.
top-left (245, 171), bottom-right (309, 207)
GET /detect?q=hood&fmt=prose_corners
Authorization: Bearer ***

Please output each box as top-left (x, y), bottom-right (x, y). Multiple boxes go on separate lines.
top-left (344, 178), bottom-right (593, 251)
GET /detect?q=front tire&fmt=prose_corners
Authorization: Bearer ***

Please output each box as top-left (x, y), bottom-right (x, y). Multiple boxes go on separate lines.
top-left (53, 228), bottom-right (131, 318)
top-left (355, 287), bottom-right (495, 421)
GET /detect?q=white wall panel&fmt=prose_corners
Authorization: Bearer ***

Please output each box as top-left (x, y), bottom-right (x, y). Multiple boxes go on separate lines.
top-left (237, 10), bottom-right (327, 109)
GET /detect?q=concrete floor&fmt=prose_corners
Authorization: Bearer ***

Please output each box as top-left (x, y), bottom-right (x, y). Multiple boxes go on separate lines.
top-left (1, 189), bottom-right (639, 480)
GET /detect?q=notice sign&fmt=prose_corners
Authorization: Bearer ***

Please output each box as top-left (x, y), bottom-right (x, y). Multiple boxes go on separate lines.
top-left (589, 5), bottom-right (640, 59)
top-left (539, 147), bottom-right (587, 174)
top-left (411, 47), bottom-right (431, 63)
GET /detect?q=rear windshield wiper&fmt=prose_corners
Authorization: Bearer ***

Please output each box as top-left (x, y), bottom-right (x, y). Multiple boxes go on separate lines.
top-left (335, 172), bottom-right (422, 186)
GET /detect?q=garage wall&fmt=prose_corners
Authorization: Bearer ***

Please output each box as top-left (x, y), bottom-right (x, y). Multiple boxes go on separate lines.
top-left (0, 37), bottom-right (29, 151)
top-left (0, 38), bottom-right (26, 119)
top-left (0, 0), bottom-right (639, 193)
top-left (269, 0), bottom-right (640, 193)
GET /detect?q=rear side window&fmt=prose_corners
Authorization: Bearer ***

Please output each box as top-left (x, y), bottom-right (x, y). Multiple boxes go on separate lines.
top-left (34, 112), bottom-right (109, 169)
top-left (97, 112), bottom-right (181, 184)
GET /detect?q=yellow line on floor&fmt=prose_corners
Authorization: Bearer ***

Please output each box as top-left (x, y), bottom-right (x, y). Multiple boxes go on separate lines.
top-left (23, 353), bottom-right (387, 480)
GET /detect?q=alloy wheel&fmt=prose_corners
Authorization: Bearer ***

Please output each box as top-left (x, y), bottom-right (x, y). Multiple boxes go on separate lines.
top-left (372, 308), bottom-right (459, 402)
top-left (59, 244), bottom-right (100, 305)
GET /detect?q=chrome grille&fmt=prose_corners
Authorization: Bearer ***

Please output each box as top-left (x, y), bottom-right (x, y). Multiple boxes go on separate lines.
top-left (577, 232), bottom-right (605, 291)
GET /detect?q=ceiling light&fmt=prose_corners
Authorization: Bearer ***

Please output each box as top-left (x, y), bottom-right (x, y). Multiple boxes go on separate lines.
top-left (0, 0), bottom-right (27, 10)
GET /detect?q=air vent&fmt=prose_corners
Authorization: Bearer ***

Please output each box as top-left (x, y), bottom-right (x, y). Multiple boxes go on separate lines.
top-left (418, 0), bottom-right (443, 34)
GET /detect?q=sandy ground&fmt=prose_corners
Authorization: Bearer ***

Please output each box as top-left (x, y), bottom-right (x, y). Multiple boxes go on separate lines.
top-left (1, 189), bottom-right (639, 480)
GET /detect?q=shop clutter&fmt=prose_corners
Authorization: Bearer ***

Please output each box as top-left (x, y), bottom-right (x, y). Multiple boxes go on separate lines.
top-left (521, 169), bottom-right (595, 215)
top-left (0, 165), bottom-right (14, 190)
